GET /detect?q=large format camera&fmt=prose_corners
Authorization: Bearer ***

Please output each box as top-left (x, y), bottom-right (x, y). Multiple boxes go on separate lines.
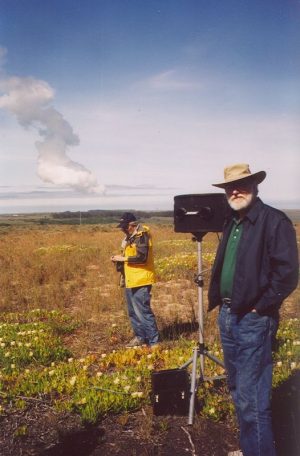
top-left (174, 193), bottom-right (227, 234)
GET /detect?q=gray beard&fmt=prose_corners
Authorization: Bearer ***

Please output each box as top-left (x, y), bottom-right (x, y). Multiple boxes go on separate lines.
top-left (228, 195), bottom-right (254, 212)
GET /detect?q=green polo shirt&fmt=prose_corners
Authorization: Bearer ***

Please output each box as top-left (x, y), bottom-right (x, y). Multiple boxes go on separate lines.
top-left (220, 219), bottom-right (243, 298)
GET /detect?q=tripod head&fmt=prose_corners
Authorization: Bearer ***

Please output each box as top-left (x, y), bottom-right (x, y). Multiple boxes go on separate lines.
top-left (192, 232), bottom-right (207, 242)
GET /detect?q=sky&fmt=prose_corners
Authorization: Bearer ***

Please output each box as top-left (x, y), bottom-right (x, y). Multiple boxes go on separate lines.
top-left (0, 0), bottom-right (299, 214)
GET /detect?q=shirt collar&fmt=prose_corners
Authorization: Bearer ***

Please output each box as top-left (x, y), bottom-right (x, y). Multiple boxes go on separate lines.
top-left (226, 197), bottom-right (262, 226)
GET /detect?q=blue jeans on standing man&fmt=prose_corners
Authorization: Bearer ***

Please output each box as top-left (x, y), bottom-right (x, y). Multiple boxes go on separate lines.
top-left (218, 304), bottom-right (278, 456)
top-left (125, 285), bottom-right (159, 346)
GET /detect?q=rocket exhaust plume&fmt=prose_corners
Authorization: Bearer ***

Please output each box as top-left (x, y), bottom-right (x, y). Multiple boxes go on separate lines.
top-left (0, 47), bottom-right (104, 193)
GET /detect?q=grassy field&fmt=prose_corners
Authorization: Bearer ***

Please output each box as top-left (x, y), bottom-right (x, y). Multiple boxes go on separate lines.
top-left (0, 219), bottom-right (299, 428)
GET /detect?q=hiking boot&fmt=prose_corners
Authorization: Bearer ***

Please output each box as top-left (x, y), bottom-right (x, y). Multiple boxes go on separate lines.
top-left (126, 336), bottom-right (145, 348)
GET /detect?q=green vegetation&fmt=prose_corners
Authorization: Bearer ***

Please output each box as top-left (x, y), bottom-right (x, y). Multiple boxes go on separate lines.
top-left (0, 310), bottom-right (298, 423)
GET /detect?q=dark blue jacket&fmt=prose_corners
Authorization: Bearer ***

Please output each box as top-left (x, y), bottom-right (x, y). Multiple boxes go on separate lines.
top-left (208, 198), bottom-right (299, 316)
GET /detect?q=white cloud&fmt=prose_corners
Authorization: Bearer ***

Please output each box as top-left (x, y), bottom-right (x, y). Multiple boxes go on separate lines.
top-left (0, 61), bottom-right (103, 193)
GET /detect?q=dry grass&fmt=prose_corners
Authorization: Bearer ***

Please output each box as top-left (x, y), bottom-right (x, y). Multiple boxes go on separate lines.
top-left (0, 223), bottom-right (298, 355)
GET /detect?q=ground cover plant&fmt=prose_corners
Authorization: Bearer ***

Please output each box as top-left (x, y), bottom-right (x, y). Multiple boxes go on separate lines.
top-left (0, 221), bottom-right (299, 455)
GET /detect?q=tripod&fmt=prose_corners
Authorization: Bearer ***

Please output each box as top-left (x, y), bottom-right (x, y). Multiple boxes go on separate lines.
top-left (180, 232), bottom-right (226, 425)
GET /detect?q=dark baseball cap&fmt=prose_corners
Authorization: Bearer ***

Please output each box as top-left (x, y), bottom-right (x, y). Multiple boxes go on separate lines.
top-left (116, 212), bottom-right (137, 228)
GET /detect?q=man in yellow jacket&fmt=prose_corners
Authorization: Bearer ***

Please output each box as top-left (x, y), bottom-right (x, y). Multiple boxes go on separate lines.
top-left (111, 212), bottom-right (159, 348)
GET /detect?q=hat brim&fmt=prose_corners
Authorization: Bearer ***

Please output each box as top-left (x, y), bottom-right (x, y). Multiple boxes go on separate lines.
top-left (212, 171), bottom-right (266, 189)
top-left (116, 222), bottom-right (128, 228)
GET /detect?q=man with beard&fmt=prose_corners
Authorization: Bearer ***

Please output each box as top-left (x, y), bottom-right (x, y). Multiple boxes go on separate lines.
top-left (208, 164), bottom-right (298, 456)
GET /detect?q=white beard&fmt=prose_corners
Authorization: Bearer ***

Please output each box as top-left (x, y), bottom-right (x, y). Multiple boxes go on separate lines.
top-left (227, 193), bottom-right (254, 211)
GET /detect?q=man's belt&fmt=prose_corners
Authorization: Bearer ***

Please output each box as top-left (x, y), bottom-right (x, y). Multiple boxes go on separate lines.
top-left (221, 297), bottom-right (232, 307)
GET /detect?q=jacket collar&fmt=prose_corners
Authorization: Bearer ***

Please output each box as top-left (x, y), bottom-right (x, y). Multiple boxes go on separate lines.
top-left (125, 223), bottom-right (143, 242)
top-left (225, 197), bottom-right (263, 226)
top-left (244, 197), bottom-right (263, 224)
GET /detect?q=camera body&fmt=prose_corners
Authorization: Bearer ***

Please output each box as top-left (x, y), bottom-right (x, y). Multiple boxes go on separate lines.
top-left (115, 261), bottom-right (124, 273)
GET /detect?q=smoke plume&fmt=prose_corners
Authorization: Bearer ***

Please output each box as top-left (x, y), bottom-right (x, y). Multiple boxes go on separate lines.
top-left (0, 47), bottom-right (104, 193)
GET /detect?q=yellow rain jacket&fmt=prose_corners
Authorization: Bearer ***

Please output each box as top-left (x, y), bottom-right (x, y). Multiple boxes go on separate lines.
top-left (123, 225), bottom-right (155, 288)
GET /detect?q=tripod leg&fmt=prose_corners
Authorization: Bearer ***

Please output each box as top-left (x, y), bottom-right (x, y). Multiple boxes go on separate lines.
top-left (188, 347), bottom-right (198, 425)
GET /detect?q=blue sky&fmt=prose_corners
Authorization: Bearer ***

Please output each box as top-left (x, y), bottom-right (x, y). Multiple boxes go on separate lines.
top-left (0, 0), bottom-right (299, 213)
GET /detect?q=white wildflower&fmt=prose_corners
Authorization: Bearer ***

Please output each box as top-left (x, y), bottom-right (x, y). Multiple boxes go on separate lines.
top-left (69, 376), bottom-right (77, 386)
top-left (131, 391), bottom-right (143, 398)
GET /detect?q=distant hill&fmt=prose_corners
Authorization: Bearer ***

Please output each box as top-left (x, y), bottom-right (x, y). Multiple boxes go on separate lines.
top-left (0, 209), bottom-right (173, 227)
top-left (282, 210), bottom-right (300, 223)
top-left (0, 208), bottom-right (299, 228)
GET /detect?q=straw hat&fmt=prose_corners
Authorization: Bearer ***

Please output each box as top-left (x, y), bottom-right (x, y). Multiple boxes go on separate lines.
top-left (212, 163), bottom-right (266, 189)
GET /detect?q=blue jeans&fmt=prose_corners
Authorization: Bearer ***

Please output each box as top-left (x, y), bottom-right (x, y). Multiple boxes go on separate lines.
top-left (125, 285), bottom-right (159, 346)
top-left (218, 304), bottom-right (278, 456)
